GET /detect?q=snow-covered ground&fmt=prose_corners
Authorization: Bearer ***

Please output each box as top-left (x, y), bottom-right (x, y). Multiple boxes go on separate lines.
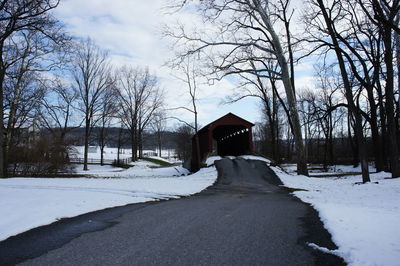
top-left (74, 162), bottom-right (189, 178)
top-left (273, 166), bottom-right (400, 266)
top-left (205, 154), bottom-right (271, 166)
top-left (281, 163), bottom-right (377, 175)
top-left (70, 146), bottom-right (180, 163)
top-left (3, 152), bottom-right (396, 266)
top-left (71, 146), bottom-right (132, 160)
top-left (0, 166), bottom-right (217, 241)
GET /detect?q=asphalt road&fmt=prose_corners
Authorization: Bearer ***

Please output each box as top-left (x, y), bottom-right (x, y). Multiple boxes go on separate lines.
top-left (0, 158), bottom-right (344, 265)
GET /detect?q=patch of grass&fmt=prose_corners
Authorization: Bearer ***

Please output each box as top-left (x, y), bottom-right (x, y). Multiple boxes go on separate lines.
top-left (142, 157), bottom-right (172, 167)
top-left (112, 160), bottom-right (132, 169)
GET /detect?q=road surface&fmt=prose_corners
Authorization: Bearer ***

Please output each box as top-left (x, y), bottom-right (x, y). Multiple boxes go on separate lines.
top-left (0, 158), bottom-right (344, 265)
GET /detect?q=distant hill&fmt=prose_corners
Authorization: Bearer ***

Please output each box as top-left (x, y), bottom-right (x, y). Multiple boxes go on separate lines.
top-left (64, 127), bottom-right (178, 150)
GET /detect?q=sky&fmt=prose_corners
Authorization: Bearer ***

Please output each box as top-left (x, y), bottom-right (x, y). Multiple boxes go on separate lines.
top-left (54, 0), bottom-right (315, 129)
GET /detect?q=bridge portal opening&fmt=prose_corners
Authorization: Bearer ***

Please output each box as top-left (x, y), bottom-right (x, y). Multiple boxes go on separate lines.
top-left (191, 113), bottom-right (254, 171)
top-left (213, 125), bottom-right (251, 156)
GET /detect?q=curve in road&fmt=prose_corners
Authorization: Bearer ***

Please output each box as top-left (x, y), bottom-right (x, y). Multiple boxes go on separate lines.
top-left (0, 158), bottom-right (344, 265)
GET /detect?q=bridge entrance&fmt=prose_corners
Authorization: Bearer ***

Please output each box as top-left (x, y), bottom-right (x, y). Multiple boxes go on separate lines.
top-left (191, 113), bottom-right (254, 171)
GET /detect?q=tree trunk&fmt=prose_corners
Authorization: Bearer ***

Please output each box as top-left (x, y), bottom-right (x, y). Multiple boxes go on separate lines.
top-left (117, 126), bottom-right (122, 163)
top-left (100, 146), bottom-right (104, 166)
top-left (255, 4), bottom-right (308, 175)
top-left (348, 114), bottom-right (359, 167)
top-left (100, 126), bottom-right (105, 166)
top-left (382, 30), bottom-right (400, 177)
top-left (272, 87), bottom-right (280, 162)
top-left (376, 81), bottom-right (389, 170)
top-left (328, 112), bottom-right (334, 165)
top-left (83, 117), bottom-right (90, 171)
top-left (397, 29), bottom-right (400, 151)
top-left (158, 130), bottom-right (162, 157)
top-left (138, 129), bottom-right (143, 158)
top-left (131, 131), bottom-right (137, 162)
top-left (0, 67), bottom-right (5, 177)
top-left (316, 0), bottom-right (369, 182)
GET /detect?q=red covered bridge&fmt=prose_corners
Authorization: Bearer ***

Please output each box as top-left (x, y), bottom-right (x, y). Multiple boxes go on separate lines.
top-left (191, 113), bottom-right (254, 171)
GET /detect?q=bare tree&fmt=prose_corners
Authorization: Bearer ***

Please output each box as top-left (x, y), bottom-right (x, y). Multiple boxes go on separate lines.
top-left (72, 38), bottom-right (113, 170)
top-left (116, 66), bottom-right (163, 161)
top-left (39, 76), bottom-right (80, 139)
top-left (224, 59), bottom-right (289, 162)
top-left (166, 0), bottom-right (308, 175)
top-left (151, 111), bottom-right (167, 157)
top-left (168, 56), bottom-right (201, 169)
top-left (301, 0), bottom-right (371, 182)
top-left (174, 124), bottom-right (195, 161)
top-left (362, 0), bottom-right (400, 177)
top-left (96, 86), bottom-right (117, 165)
top-left (0, 0), bottom-right (63, 177)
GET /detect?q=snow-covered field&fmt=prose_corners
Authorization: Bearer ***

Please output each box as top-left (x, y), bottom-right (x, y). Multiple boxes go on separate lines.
top-left (71, 146), bottom-right (132, 160)
top-left (2, 153), bottom-right (398, 266)
top-left (205, 154), bottom-right (271, 166)
top-left (0, 165), bottom-right (217, 241)
top-left (281, 163), bottom-right (377, 176)
top-left (273, 166), bottom-right (400, 266)
top-left (74, 161), bottom-right (189, 178)
top-left (70, 146), bottom-right (180, 163)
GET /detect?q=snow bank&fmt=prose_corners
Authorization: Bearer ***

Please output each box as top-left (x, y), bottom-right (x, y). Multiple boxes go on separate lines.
top-left (70, 146), bottom-right (132, 160)
top-left (0, 167), bottom-right (217, 241)
top-left (70, 146), bottom-right (180, 162)
top-left (281, 164), bottom-right (376, 175)
top-left (206, 156), bottom-right (223, 166)
top-left (273, 167), bottom-right (400, 266)
top-left (238, 155), bottom-right (271, 164)
top-left (147, 156), bottom-right (176, 164)
top-left (205, 155), bottom-right (271, 166)
top-left (75, 163), bottom-right (189, 178)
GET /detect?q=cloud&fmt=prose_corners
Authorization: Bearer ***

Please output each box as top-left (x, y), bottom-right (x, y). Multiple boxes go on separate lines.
top-left (54, 1), bottom-right (316, 127)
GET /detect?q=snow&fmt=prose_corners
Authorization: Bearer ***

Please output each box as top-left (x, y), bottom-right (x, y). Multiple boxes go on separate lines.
top-left (70, 146), bottom-right (181, 163)
top-left (74, 163), bottom-right (189, 178)
top-left (206, 156), bottom-right (222, 166)
top-left (273, 166), bottom-right (400, 266)
top-left (205, 155), bottom-right (271, 166)
top-left (0, 166), bottom-right (217, 241)
top-left (70, 146), bottom-right (132, 160)
top-left (147, 156), bottom-right (175, 164)
top-left (238, 155), bottom-right (271, 164)
top-left (281, 164), bottom-right (376, 175)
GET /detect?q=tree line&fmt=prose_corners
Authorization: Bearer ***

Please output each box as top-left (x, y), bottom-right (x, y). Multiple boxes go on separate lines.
top-left (0, 0), bottom-right (165, 176)
top-left (2, 0), bottom-right (400, 181)
top-left (166, 0), bottom-right (400, 182)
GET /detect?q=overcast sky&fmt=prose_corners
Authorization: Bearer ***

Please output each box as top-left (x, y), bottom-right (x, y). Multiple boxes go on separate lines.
top-left (54, 0), bottom-right (315, 128)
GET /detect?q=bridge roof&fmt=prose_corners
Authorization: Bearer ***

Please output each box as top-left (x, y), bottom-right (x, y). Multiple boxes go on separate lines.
top-left (197, 113), bottom-right (254, 135)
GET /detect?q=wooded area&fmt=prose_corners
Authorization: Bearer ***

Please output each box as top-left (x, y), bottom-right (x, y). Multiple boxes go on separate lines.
top-left (0, 0), bottom-right (399, 182)
top-left (0, 0), bottom-right (166, 176)
top-left (166, 0), bottom-right (400, 182)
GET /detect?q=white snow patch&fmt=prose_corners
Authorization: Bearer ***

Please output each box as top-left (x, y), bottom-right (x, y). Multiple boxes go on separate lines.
top-left (75, 163), bottom-right (189, 178)
top-left (146, 156), bottom-right (175, 164)
top-left (205, 155), bottom-right (271, 166)
top-left (307, 243), bottom-right (346, 257)
top-left (281, 164), bottom-right (376, 175)
top-left (0, 167), bottom-right (217, 241)
top-left (273, 166), bottom-right (400, 266)
top-left (70, 146), bottom-right (181, 163)
top-left (206, 156), bottom-right (223, 166)
top-left (70, 146), bottom-right (132, 160)
top-left (238, 155), bottom-right (271, 164)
